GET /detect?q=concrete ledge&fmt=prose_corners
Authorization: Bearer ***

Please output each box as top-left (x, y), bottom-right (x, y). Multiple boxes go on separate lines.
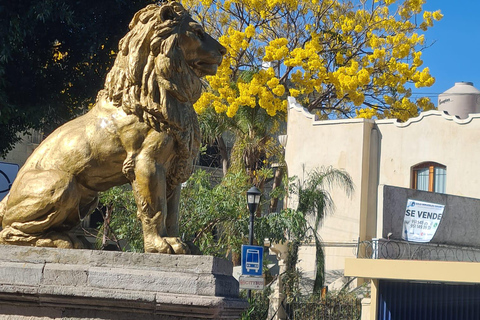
top-left (0, 245), bottom-right (248, 319)
top-left (345, 258), bottom-right (480, 284)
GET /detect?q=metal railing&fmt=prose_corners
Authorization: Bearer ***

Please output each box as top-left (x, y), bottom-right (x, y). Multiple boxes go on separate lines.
top-left (356, 239), bottom-right (480, 262)
top-left (288, 297), bottom-right (361, 320)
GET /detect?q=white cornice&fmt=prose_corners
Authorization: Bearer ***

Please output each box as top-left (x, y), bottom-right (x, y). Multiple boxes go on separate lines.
top-left (288, 96), bottom-right (480, 127)
top-left (287, 96), bottom-right (316, 120)
top-left (287, 96), bottom-right (371, 125)
top-left (376, 110), bottom-right (480, 127)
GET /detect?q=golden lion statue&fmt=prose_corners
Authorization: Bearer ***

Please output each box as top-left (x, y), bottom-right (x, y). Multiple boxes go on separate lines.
top-left (0, 2), bottom-right (225, 254)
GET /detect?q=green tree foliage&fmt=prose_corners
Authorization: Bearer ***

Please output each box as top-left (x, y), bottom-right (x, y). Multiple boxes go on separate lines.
top-left (97, 185), bottom-right (143, 252)
top-left (240, 286), bottom-right (272, 320)
top-left (94, 166), bottom-right (351, 275)
top-left (179, 169), bottom-right (306, 258)
top-left (179, 170), bottom-right (249, 257)
top-left (198, 102), bottom-right (285, 188)
top-left (0, 0), bottom-right (152, 155)
top-left (198, 98), bottom-right (287, 216)
top-left (94, 170), bottom-right (306, 258)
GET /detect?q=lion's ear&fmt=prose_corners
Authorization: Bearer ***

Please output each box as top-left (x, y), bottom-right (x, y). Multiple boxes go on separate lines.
top-left (159, 5), bottom-right (177, 23)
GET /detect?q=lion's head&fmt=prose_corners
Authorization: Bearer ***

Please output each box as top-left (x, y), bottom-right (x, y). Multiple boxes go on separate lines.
top-left (102, 2), bottom-right (226, 131)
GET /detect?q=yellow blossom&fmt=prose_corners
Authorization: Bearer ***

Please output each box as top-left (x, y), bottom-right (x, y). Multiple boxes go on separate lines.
top-left (245, 25), bottom-right (256, 38)
top-left (192, 0), bottom-right (440, 120)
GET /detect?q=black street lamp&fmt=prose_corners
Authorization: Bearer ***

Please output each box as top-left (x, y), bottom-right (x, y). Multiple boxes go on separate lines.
top-left (246, 186), bottom-right (261, 301)
top-left (246, 186), bottom-right (261, 246)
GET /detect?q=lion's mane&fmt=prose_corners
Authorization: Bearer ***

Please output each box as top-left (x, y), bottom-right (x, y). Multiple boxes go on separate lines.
top-left (100, 2), bottom-right (202, 189)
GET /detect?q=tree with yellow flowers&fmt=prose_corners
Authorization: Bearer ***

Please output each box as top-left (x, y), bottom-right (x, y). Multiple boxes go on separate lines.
top-left (188, 0), bottom-right (442, 122)
top-left (181, 1), bottom-right (442, 305)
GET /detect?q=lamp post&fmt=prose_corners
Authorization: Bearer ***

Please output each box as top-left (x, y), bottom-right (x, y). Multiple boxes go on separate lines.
top-left (246, 186), bottom-right (261, 301)
top-left (247, 186), bottom-right (261, 246)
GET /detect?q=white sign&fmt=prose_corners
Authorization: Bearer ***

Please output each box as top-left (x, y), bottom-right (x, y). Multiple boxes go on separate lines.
top-left (239, 275), bottom-right (264, 290)
top-left (0, 162), bottom-right (19, 201)
top-left (402, 199), bottom-right (445, 242)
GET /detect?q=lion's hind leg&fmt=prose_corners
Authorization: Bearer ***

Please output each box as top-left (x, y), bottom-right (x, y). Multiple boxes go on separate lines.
top-left (0, 227), bottom-right (77, 248)
top-left (0, 169), bottom-right (81, 248)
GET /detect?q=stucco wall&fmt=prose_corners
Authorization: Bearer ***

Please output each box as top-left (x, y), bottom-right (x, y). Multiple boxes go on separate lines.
top-left (375, 111), bottom-right (480, 199)
top-left (285, 98), bottom-right (375, 272)
top-left (285, 98), bottom-right (372, 247)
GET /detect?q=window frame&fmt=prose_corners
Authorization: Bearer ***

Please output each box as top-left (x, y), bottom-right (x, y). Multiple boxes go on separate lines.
top-left (411, 162), bottom-right (446, 193)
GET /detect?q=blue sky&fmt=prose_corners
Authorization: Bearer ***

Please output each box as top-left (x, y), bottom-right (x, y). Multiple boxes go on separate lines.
top-left (411, 0), bottom-right (480, 105)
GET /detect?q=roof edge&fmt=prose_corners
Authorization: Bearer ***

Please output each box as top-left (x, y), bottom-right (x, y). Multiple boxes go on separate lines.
top-left (288, 96), bottom-right (480, 127)
top-left (287, 96), bottom-right (372, 125)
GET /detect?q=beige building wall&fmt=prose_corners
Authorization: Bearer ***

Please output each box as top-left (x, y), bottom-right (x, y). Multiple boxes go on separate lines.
top-left (285, 97), bottom-right (376, 273)
top-left (375, 111), bottom-right (480, 199)
top-left (285, 97), bottom-right (480, 276)
top-left (1, 131), bottom-right (42, 167)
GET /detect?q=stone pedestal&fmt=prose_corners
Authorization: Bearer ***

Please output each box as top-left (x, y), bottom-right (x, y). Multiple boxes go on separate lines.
top-left (0, 245), bottom-right (248, 319)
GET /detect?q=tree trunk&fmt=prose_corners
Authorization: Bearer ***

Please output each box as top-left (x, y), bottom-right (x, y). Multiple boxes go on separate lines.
top-left (269, 166), bottom-right (284, 213)
top-left (313, 233), bottom-right (325, 294)
top-left (102, 204), bottom-right (112, 249)
top-left (217, 136), bottom-right (229, 176)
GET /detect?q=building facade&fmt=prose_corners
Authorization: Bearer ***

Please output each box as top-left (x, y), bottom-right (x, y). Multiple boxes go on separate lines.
top-left (285, 96), bottom-right (480, 278)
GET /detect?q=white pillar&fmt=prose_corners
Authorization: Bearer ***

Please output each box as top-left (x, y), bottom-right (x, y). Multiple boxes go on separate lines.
top-left (267, 242), bottom-right (289, 320)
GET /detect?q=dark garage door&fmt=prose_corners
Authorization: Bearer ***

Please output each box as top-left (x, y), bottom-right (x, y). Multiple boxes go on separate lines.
top-left (378, 280), bottom-right (480, 320)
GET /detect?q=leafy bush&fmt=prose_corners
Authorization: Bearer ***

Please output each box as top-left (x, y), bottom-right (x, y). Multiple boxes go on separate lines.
top-left (240, 287), bottom-right (272, 320)
top-left (96, 185), bottom-right (143, 252)
top-left (179, 169), bottom-right (307, 259)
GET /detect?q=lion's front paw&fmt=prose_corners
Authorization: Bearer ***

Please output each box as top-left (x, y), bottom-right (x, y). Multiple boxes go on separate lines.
top-left (164, 237), bottom-right (191, 254)
top-left (145, 236), bottom-right (191, 254)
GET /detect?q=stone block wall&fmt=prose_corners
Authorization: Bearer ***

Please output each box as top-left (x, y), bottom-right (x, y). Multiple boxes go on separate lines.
top-left (0, 245), bottom-right (247, 320)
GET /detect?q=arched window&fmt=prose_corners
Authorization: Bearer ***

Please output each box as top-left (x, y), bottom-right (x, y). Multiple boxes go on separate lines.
top-left (411, 162), bottom-right (446, 193)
